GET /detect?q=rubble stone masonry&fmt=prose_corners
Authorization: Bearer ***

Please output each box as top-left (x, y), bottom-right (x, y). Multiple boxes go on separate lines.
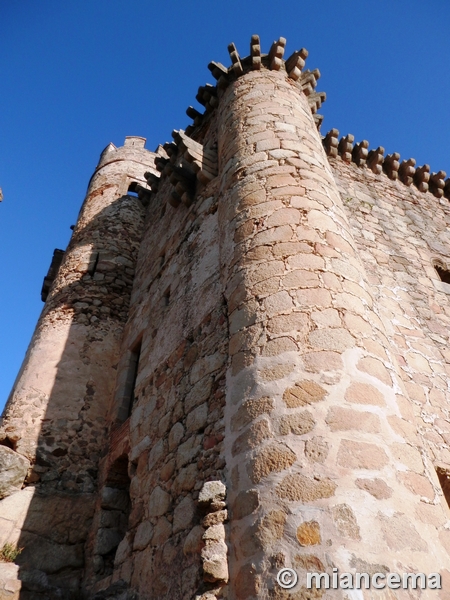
top-left (1, 35), bottom-right (450, 600)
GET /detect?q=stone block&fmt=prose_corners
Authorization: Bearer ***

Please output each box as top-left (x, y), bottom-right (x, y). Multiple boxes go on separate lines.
top-left (0, 447), bottom-right (30, 499)
top-left (133, 520), bottom-right (153, 551)
top-left (183, 525), bottom-right (205, 555)
top-left (198, 481), bottom-right (226, 506)
top-left (173, 495), bottom-right (195, 534)
top-left (337, 439), bottom-right (389, 470)
top-left (355, 478), bottom-right (392, 500)
top-left (297, 520), bottom-right (321, 546)
top-left (250, 442), bottom-right (296, 483)
top-left (277, 473), bottom-right (336, 502)
top-left (325, 406), bottom-right (380, 433)
top-left (96, 528), bottom-right (123, 555)
top-left (148, 486), bottom-right (171, 517)
top-left (345, 382), bottom-right (385, 406)
top-left (186, 403), bottom-right (208, 433)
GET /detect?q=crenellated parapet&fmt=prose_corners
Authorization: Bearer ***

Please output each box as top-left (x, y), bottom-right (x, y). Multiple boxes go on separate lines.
top-left (144, 35), bottom-right (326, 211)
top-left (323, 128), bottom-right (449, 200)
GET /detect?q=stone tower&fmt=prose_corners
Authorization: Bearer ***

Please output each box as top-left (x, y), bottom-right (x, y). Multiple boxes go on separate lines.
top-left (1, 35), bottom-right (450, 600)
top-left (0, 137), bottom-right (156, 594)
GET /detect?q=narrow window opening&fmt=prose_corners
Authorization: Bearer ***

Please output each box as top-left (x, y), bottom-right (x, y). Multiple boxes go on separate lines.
top-left (436, 466), bottom-right (450, 508)
top-left (88, 251), bottom-right (100, 276)
top-left (126, 339), bottom-right (142, 417)
top-left (163, 287), bottom-right (170, 307)
top-left (435, 264), bottom-right (450, 285)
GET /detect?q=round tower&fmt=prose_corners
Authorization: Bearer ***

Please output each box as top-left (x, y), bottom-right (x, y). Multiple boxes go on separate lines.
top-left (1, 136), bottom-right (156, 480)
top-left (0, 136), bottom-right (156, 591)
top-left (215, 40), bottom-right (449, 599)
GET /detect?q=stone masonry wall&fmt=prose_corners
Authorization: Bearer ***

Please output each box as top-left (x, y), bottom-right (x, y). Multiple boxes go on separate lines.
top-left (216, 65), bottom-right (450, 599)
top-left (331, 155), bottom-right (450, 554)
top-left (86, 116), bottom-right (229, 599)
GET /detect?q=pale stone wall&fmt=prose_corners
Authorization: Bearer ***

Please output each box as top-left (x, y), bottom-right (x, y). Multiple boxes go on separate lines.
top-left (331, 154), bottom-right (450, 553)
top-left (214, 65), bottom-right (450, 599)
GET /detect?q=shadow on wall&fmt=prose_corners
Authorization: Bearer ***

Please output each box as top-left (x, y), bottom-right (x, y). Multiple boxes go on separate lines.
top-left (0, 191), bottom-right (146, 599)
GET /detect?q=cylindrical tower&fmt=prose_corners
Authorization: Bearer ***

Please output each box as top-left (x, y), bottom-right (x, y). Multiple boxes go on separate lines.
top-left (0, 136), bottom-right (157, 591)
top-left (216, 46), bottom-right (449, 598)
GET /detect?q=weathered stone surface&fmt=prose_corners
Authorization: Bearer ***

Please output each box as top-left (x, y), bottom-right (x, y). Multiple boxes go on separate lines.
top-left (183, 525), bottom-right (205, 555)
top-left (232, 489), bottom-right (259, 520)
top-left (151, 516), bottom-right (172, 546)
top-left (337, 439), bottom-right (389, 470)
top-left (232, 419), bottom-right (272, 455)
top-left (148, 486), bottom-right (171, 517)
top-left (304, 437), bottom-right (329, 463)
top-left (325, 406), bottom-right (380, 433)
top-left (296, 520), bottom-right (321, 546)
top-left (231, 397), bottom-right (274, 431)
top-left (293, 554), bottom-right (325, 572)
top-left (398, 471), bottom-right (434, 500)
top-left (277, 473), bottom-right (336, 502)
top-left (331, 503), bottom-right (360, 540)
top-left (355, 478), bottom-right (393, 500)
top-left (203, 509), bottom-right (227, 527)
top-left (201, 539), bottom-right (229, 583)
top-left (173, 495), bottom-right (195, 533)
top-left (234, 562), bottom-right (261, 598)
top-left (168, 422), bottom-right (184, 451)
top-left (250, 443), bottom-right (297, 483)
top-left (380, 512), bottom-right (427, 552)
top-left (283, 381), bottom-right (327, 408)
top-left (344, 382), bottom-right (385, 406)
top-left (0, 447), bottom-right (30, 499)
top-left (198, 481), bottom-right (226, 506)
top-left (258, 511), bottom-right (286, 547)
top-left (304, 351), bottom-right (343, 372)
top-left (390, 442), bottom-right (424, 473)
top-left (356, 357), bottom-right (392, 386)
top-left (259, 363), bottom-right (296, 381)
top-left (279, 411), bottom-right (315, 436)
top-left (133, 520), bottom-right (153, 551)
top-left (308, 328), bottom-right (355, 352)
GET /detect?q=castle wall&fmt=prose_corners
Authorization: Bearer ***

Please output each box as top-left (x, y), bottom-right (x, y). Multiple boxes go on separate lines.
top-left (85, 118), bottom-right (229, 598)
top-left (331, 155), bottom-right (450, 548)
top-left (215, 68), bottom-right (450, 598)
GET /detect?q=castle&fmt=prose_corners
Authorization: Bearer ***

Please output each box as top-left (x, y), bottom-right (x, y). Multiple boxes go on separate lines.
top-left (1, 34), bottom-right (450, 600)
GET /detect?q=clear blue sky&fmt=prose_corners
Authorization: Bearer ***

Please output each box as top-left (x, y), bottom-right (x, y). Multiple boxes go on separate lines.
top-left (1, 1), bottom-right (449, 412)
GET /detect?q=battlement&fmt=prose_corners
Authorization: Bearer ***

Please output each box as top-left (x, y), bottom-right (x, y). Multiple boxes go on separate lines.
top-left (94, 135), bottom-right (156, 179)
top-left (323, 128), bottom-right (449, 199)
